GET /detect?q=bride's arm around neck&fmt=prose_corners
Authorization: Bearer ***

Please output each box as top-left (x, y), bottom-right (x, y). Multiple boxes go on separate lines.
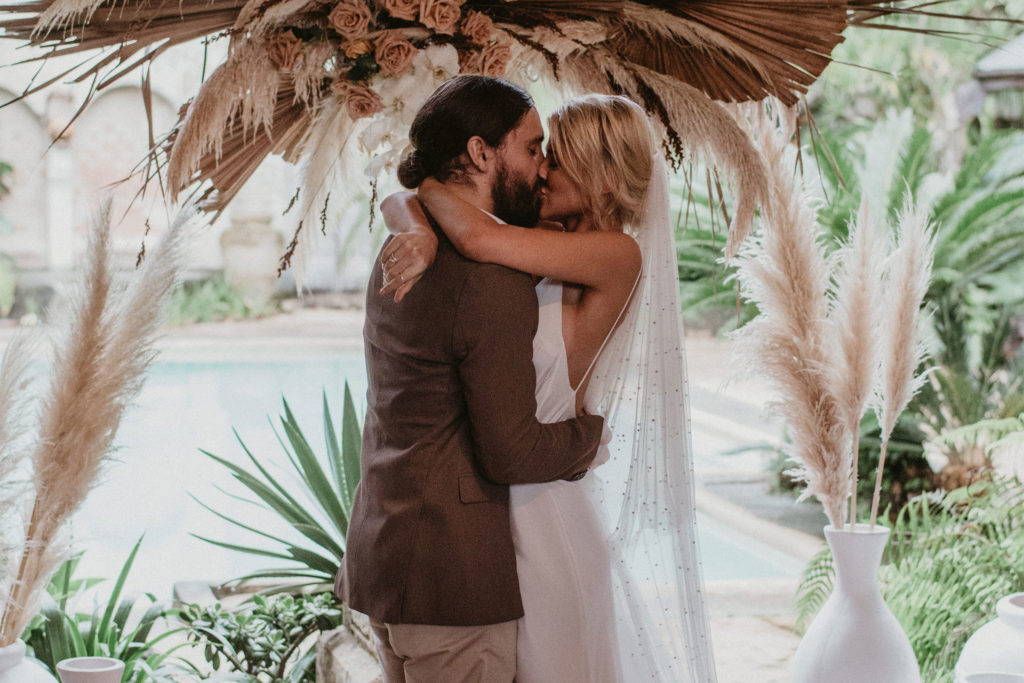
top-left (416, 179), bottom-right (641, 291)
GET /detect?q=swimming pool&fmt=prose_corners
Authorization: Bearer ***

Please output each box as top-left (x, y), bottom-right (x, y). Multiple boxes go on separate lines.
top-left (63, 347), bottom-right (803, 597)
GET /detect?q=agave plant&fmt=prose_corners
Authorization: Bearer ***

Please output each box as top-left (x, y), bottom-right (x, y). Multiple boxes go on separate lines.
top-left (795, 474), bottom-right (1024, 682)
top-left (21, 535), bottom-right (189, 681)
top-left (190, 381), bottom-right (362, 592)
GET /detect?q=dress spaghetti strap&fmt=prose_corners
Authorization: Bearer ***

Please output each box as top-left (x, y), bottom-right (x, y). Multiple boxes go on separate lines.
top-left (570, 261), bottom-right (644, 396)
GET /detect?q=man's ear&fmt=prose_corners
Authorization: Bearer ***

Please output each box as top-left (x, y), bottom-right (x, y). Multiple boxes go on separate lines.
top-left (466, 135), bottom-right (492, 173)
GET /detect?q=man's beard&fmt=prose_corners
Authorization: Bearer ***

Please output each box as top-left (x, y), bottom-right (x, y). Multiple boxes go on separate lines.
top-left (491, 159), bottom-right (542, 227)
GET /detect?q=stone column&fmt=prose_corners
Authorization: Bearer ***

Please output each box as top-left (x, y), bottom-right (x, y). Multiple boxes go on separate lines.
top-left (43, 89), bottom-right (76, 273)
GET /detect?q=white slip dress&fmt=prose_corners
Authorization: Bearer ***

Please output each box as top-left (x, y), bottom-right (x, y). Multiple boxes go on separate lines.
top-left (510, 276), bottom-right (623, 682)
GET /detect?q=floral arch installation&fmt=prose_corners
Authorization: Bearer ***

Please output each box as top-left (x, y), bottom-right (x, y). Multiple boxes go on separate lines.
top-left (0, 0), bottom-right (1006, 285)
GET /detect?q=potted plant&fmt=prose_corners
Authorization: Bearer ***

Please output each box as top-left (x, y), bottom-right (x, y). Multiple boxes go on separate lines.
top-left (219, 215), bottom-right (284, 312)
top-left (20, 538), bottom-right (188, 682)
top-left (730, 102), bottom-right (933, 682)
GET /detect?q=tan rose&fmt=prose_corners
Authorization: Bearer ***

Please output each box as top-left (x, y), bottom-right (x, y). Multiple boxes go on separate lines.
top-left (267, 29), bottom-right (304, 71)
top-left (457, 48), bottom-right (483, 74)
top-left (418, 0), bottom-right (461, 35)
top-left (374, 30), bottom-right (416, 76)
top-left (342, 39), bottom-right (372, 57)
top-left (332, 81), bottom-right (384, 119)
top-left (459, 11), bottom-right (493, 45)
top-left (480, 40), bottom-right (511, 77)
top-left (382, 0), bottom-right (418, 20)
top-left (328, 0), bottom-right (372, 41)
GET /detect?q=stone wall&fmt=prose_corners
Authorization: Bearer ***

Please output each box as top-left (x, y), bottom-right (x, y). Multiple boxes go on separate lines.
top-left (0, 37), bottom-right (381, 294)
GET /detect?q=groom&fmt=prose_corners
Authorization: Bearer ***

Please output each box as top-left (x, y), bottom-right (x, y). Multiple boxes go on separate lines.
top-left (333, 75), bottom-right (607, 681)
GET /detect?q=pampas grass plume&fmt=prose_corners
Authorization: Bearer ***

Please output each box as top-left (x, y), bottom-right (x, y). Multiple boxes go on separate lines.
top-left (0, 197), bottom-right (195, 645)
top-left (729, 101), bottom-right (851, 528)
top-left (826, 195), bottom-right (887, 526)
top-left (869, 194), bottom-right (935, 527)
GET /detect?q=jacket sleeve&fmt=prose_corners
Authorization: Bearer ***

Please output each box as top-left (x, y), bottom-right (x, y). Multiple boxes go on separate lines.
top-left (453, 264), bottom-right (604, 485)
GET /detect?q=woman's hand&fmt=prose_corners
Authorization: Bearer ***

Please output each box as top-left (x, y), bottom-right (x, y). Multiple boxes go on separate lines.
top-left (379, 230), bottom-right (437, 302)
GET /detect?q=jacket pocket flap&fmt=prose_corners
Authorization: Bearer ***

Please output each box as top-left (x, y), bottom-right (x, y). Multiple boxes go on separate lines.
top-left (459, 474), bottom-right (509, 503)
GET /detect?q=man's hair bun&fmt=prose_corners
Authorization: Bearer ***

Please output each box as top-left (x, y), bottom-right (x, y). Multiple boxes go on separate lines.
top-left (398, 149), bottom-right (427, 189)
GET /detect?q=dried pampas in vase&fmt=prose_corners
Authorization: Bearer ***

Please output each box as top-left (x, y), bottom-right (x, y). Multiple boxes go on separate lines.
top-left (868, 199), bottom-right (936, 528)
top-left (731, 99), bottom-right (931, 682)
top-left (0, 196), bottom-right (194, 646)
top-left (728, 100), bottom-right (850, 528)
top-left (825, 196), bottom-right (888, 528)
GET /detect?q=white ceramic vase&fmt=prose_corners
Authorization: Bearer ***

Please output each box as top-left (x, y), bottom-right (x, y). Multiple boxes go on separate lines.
top-left (56, 656), bottom-right (124, 683)
top-left (792, 523), bottom-right (921, 683)
top-left (955, 592), bottom-right (1024, 682)
top-left (0, 639), bottom-right (57, 682)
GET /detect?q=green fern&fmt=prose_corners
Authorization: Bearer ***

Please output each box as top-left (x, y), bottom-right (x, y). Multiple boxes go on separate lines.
top-left (794, 475), bottom-right (1024, 682)
top-left (930, 413), bottom-right (1024, 458)
top-left (794, 546), bottom-right (834, 632)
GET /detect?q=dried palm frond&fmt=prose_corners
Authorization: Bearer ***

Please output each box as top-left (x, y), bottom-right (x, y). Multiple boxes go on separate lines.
top-left (0, 0), bottom-right (245, 101)
top-left (606, 0), bottom-right (847, 106)
top-left (825, 195), bottom-right (887, 526)
top-left (0, 197), bottom-right (194, 646)
top-left (166, 36), bottom-right (283, 197)
top-left (561, 49), bottom-right (769, 254)
top-left (869, 197), bottom-right (935, 527)
top-left (1, 0), bottom-right (1014, 271)
top-left (284, 93), bottom-right (357, 294)
top-left (156, 82), bottom-right (313, 225)
top-left (729, 100), bottom-right (850, 528)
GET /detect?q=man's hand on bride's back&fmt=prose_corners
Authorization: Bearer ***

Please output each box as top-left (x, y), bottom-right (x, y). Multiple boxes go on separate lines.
top-left (379, 230), bottom-right (438, 302)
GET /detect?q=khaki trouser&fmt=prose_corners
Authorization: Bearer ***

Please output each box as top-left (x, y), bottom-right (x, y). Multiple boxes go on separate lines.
top-left (368, 616), bottom-right (517, 682)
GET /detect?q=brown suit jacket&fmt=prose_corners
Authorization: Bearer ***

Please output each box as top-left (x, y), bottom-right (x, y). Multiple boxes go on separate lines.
top-left (334, 221), bottom-right (605, 626)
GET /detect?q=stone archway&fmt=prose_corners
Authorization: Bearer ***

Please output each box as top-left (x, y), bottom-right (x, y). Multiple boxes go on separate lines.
top-left (0, 88), bottom-right (50, 271)
top-left (67, 84), bottom-right (177, 266)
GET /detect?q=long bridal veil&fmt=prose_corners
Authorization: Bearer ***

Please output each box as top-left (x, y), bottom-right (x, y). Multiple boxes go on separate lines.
top-left (581, 148), bottom-right (717, 681)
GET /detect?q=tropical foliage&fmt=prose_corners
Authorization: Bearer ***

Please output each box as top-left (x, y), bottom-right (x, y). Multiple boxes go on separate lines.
top-left (172, 591), bottom-right (342, 682)
top-left (0, 161), bottom-right (12, 200)
top-left (795, 474), bottom-right (1024, 682)
top-left (806, 0), bottom-right (1024, 131)
top-left (21, 536), bottom-right (187, 681)
top-left (168, 274), bottom-right (280, 325)
top-left (680, 114), bottom-right (1024, 337)
top-left (190, 381), bottom-right (362, 592)
top-left (691, 112), bottom-right (1024, 514)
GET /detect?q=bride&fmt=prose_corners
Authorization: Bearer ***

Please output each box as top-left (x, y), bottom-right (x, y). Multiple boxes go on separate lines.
top-left (378, 93), bottom-right (716, 682)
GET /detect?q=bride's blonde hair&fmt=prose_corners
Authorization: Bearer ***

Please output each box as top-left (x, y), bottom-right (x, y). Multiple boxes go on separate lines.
top-left (547, 94), bottom-right (656, 232)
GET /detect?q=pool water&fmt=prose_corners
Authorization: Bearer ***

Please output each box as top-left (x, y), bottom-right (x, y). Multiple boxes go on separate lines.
top-left (63, 349), bottom-right (803, 598)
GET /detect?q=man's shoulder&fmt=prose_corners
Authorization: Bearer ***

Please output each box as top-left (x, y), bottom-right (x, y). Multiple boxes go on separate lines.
top-left (461, 262), bottom-right (535, 304)
top-left (466, 259), bottom-right (531, 281)
top-left (454, 260), bottom-right (536, 322)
